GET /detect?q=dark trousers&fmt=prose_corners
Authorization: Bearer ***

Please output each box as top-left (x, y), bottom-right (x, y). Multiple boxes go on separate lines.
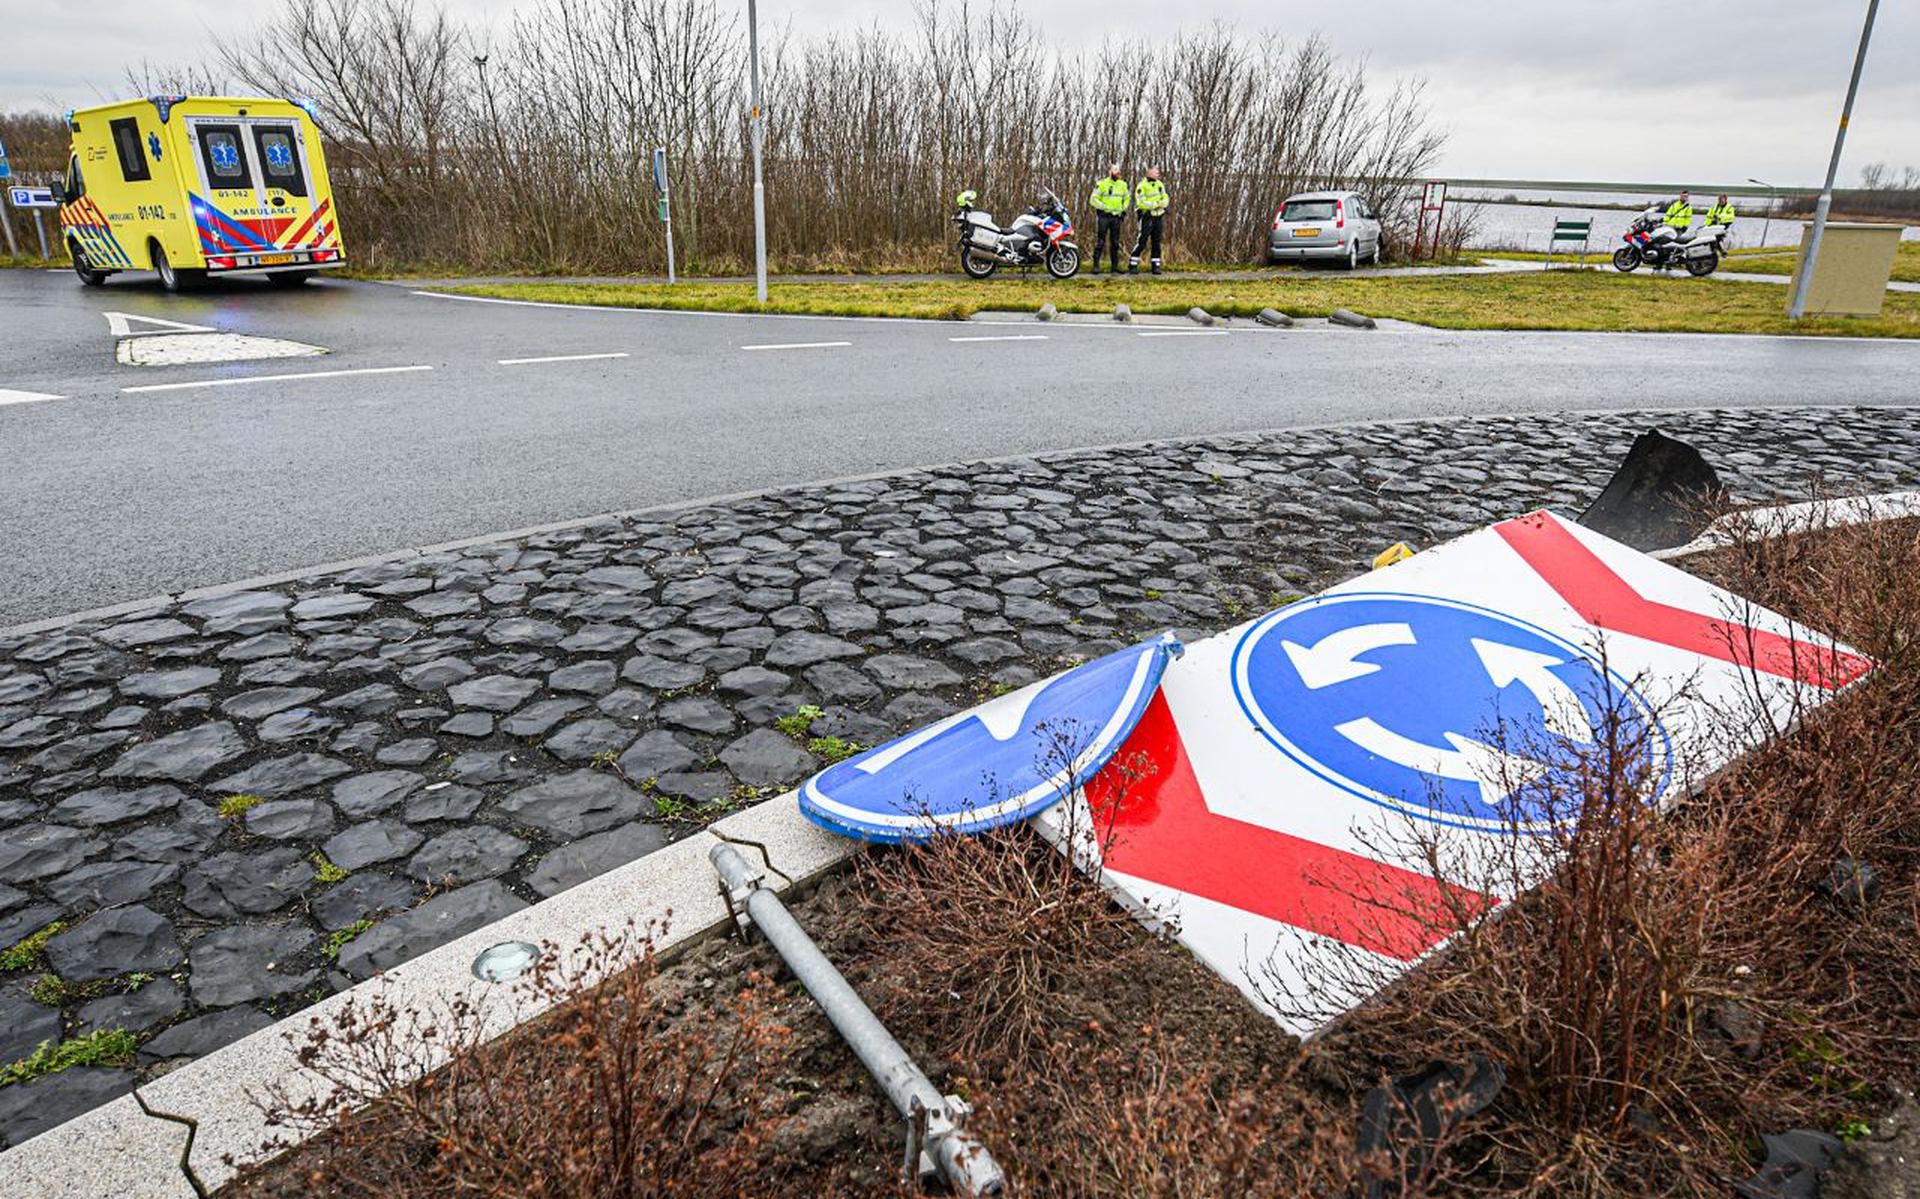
top-left (1131, 215), bottom-right (1164, 266)
top-left (1094, 213), bottom-right (1125, 270)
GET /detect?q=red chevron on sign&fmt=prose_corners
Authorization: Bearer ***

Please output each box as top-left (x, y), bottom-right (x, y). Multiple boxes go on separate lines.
top-left (1494, 512), bottom-right (1873, 689)
top-left (1092, 691), bottom-right (1488, 961)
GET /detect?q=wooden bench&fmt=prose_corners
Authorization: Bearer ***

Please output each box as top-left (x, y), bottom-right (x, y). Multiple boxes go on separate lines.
top-left (1545, 218), bottom-right (1593, 268)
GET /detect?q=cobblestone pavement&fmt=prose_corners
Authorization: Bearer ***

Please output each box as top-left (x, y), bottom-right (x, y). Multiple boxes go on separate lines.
top-left (2, 405), bottom-right (1917, 1147)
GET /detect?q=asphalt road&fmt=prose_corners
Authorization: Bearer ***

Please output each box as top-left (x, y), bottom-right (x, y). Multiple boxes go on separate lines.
top-left (4, 267), bottom-right (1919, 626)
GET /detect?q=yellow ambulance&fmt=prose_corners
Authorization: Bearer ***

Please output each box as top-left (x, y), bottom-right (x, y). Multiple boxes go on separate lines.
top-left (55, 95), bottom-right (346, 291)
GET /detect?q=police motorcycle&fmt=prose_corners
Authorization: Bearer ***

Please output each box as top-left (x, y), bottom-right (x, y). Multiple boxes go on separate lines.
top-left (1612, 205), bottom-right (1728, 277)
top-left (953, 188), bottom-right (1082, 279)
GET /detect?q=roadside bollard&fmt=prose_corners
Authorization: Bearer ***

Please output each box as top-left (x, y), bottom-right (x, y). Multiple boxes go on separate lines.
top-left (1113, 303), bottom-right (1131, 322)
top-left (1255, 308), bottom-right (1293, 328)
top-left (1330, 308), bottom-right (1377, 329)
top-left (1036, 302), bottom-right (1057, 322)
top-left (1188, 306), bottom-right (1216, 326)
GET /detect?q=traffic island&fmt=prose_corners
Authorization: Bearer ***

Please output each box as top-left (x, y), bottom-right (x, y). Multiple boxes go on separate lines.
top-left (1, 406), bottom-right (1919, 1168)
top-left (222, 492), bottom-right (1920, 1198)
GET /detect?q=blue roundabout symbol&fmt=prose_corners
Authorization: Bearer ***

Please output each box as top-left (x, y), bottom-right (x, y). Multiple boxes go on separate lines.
top-left (1231, 592), bottom-right (1672, 833)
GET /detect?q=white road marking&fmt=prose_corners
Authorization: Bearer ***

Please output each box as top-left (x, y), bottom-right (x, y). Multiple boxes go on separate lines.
top-left (1137, 329), bottom-right (1229, 338)
top-left (122, 364), bottom-right (432, 394)
top-left (948, 334), bottom-right (1049, 343)
top-left (102, 311), bottom-right (216, 337)
top-left (740, 341), bottom-right (851, 351)
top-left (119, 333), bottom-right (326, 366)
top-left (496, 352), bottom-right (631, 365)
top-left (0, 389), bottom-right (64, 406)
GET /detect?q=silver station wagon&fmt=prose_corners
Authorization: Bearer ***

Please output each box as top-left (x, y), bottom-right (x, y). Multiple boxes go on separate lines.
top-left (1267, 190), bottom-right (1383, 269)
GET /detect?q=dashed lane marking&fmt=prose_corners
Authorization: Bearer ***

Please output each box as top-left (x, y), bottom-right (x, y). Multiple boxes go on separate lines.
top-left (1137, 330), bottom-right (1230, 338)
top-left (949, 334), bottom-right (1049, 343)
top-left (497, 352), bottom-right (631, 365)
top-left (0, 389), bottom-right (64, 406)
top-left (740, 341), bottom-right (852, 351)
top-left (121, 364), bottom-right (433, 394)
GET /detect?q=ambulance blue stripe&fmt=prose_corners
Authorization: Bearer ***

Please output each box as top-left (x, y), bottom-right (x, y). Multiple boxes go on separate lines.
top-left (95, 222), bottom-right (134, 267)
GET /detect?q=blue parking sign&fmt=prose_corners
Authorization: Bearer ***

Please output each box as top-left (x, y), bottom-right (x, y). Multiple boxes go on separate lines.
top-left (1231, 592), bottom-right (1672, 833)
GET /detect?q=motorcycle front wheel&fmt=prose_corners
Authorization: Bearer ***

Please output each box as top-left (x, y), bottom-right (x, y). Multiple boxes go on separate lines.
top-left (1686, 253), bottom-right (1718, 277)
top-left (960, 247), bottom-right (998, 279)
top-left (1045, 243), bottom-right (1081, 279)
top-left (1612, 246), bottom-right (1642, 273)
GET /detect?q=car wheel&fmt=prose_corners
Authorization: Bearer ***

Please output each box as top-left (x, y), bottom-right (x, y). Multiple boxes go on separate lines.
top-left (1342, 240), bottom-right (1359, 271)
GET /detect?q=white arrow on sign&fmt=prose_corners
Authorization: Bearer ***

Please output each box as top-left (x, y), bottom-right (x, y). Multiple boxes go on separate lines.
top-left (1281, 623), bottom-right (1416, 690)
top-left (102, 311), bottom-right (216, 338)
top-left (1334, 716), bottom-right (1548, 810)
top-left (1471, 639), bottom-right (1592, 743)
top-left (853, 680), bottom-right (1046, 774)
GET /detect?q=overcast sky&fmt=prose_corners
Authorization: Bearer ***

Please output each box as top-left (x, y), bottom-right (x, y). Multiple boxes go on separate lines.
top-left (4, 0), bottom-right (1914, 185)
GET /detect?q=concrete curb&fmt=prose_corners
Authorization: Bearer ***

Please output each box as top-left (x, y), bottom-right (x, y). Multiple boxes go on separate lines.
top-left (0, 794), bottom-right (856, 1197)
top-left (1187, 306), bottom-right (1217, 326)
top-left (1255, 308), bottom-right (1294, 328)
top-left (1035, 302), bottom-right (1057, 322)
top-left (1329, 308), bottom-right (1377, 329)
top-left (1113, 303), bottom-right (1131, 323)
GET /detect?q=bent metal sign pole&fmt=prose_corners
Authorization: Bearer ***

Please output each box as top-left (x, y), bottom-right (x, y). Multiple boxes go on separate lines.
top-left (798, 510), bottom-right (1867, 1037)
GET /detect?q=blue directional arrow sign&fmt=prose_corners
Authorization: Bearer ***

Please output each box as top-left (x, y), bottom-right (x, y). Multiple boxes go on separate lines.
top-left (801, 633), bottom-right (1183, 842)
top-left (1231, 592), bottom-right (1671, 833)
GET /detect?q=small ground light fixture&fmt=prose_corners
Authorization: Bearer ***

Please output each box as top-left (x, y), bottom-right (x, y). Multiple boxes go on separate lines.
top-left (471, 940), bottom-right (540, 983)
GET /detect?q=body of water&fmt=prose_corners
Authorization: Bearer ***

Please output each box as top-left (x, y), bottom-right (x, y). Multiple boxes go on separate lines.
top-left (1445, 187), bottom-right (1916, 252)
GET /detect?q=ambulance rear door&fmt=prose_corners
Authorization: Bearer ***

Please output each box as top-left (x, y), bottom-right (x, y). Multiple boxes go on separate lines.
top-left (182, 112), bottom-right (324, 268)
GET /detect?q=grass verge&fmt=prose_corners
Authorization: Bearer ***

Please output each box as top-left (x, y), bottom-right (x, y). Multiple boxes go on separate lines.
top-left (444, 269), bottom-right (1920, 338)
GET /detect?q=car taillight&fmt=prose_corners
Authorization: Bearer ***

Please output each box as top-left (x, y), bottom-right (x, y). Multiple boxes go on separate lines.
top-left (1335, 200), bottom-right (1346, 228)
top-left (1273, 210), bottom-right (1283, 230)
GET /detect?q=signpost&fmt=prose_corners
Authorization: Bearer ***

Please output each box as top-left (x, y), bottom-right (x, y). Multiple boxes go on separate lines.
top-left (652, 146), bottom-right (676, 284)
top-left (1411, 180), bottom-right (1447, 261)
top-left (1789, 0), bottom-right (1881, 320)
top-left (0, 136), bottom-right (16, 258)
top-left (8, 184), bottom-right (58, 260)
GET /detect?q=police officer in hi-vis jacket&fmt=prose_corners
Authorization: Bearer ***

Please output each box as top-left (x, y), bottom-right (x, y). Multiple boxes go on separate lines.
top-left (1090, 164), bottom-right (1130, 273)
top-left (1130, 167), bottom-right (1169, 274)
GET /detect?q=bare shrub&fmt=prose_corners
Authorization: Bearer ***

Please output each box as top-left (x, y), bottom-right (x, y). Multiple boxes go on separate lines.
top-left (179, 0), bottom-right (1444, 272)
top-left (230, 927), bottom-right (795, 1199)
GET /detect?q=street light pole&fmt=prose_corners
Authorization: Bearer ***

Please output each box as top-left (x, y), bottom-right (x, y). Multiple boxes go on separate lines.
top-left (1746, 177), bottom-right (1775, 249)
top-left (747, 0), bottom-right (768, 304)
top-left (1789, 0), bottom-right (1880, 320)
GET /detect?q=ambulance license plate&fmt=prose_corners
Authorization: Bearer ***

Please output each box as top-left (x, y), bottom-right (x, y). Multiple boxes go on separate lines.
top-left (1292, 227), bottom-right (1320, 238)
top-left (259, 254), bottom-right (296, 266)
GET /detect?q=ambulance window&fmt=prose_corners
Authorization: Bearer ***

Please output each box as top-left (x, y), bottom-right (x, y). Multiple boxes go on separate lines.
top-left (66, 156), bottom-right (86, 201)
top-left (110, 118), bottom-right (151, 183)
top-left (197, 126), bottom-right (252, 188)
top-left (251, 126), bottom-right (307, 197)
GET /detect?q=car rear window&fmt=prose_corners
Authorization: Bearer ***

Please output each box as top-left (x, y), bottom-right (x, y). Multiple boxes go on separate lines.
top-left (1281, 200), bottom-right (1337, 222)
